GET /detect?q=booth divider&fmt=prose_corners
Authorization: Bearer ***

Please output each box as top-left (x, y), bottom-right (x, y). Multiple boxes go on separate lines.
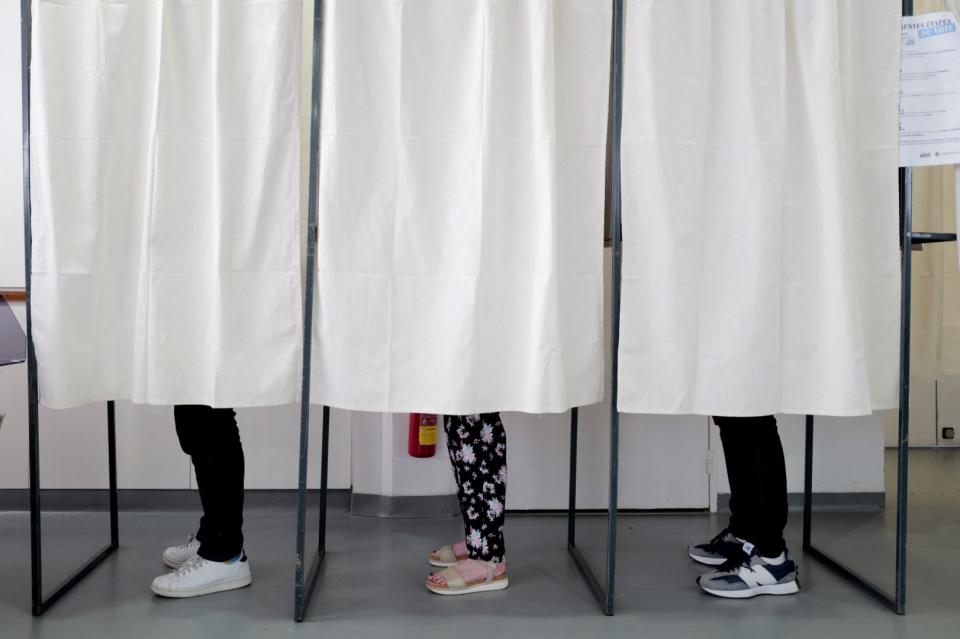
top-left (799, 1), bottom-right (959, 615)
top-left (20, 0), bottom-right (120, 616)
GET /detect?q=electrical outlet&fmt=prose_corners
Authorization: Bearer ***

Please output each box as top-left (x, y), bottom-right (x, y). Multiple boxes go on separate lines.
top-left (943, 427), bottom-right (956, 440)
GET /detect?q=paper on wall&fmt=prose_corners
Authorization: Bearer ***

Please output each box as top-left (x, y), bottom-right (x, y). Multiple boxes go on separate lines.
top-left (899, 10), bottom-right (960, 167)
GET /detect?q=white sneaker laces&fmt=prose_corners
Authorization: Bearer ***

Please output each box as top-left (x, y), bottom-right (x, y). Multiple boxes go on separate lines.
top-left (173, 555), bottom-right (207, 577)
top-left (176, 534), bottom-right (198, 551)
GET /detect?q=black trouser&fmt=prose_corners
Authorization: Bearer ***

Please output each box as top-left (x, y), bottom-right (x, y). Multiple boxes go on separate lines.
top-left (713, 415), bottom-right (787, 558)
top-left (174, 405), bottom-right (245, 562)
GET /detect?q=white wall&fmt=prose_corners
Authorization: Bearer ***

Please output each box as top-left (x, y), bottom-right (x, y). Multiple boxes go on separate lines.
top-left (0, 300), bottom-right (352, 491)
top-left (501, 411), bottom-right (886, 512)
top-left (711, 413), bottom-right (887, 497)
top-left (0, 296), bottom-right (885, 503)
top-left (0, 1), bottom-right (25, 289)
top-left (350, 412), bottom-right (456, 497)
top-left (348, 410), bottom-right (712, 511)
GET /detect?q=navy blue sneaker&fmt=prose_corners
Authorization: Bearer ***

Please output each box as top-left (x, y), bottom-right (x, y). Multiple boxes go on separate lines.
top-left (698, 543), bottom-right (800, 599)
top-left (687, 528), bottom-right (743, 566)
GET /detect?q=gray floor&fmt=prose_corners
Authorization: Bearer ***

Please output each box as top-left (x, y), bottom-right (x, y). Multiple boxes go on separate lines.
top-left (1, 450), bottom-right (958, 638)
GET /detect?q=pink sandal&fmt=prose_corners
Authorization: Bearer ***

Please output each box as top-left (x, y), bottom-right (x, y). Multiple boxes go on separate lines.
top-left (426, 561), bottom-right (509, 596)
top-left (428, 544), bottom-right (469, 568)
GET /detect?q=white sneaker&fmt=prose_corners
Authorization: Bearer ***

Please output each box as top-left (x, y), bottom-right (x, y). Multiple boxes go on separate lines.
top-left (151, 554), bottom-right (252, 598)
top-left (161, 534), bottom-right (201, 569)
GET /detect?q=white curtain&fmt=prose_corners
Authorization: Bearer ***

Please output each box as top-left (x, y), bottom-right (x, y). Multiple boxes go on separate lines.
top-left (310, 0), bottom-right (611, 414)
top-left (618, 0), bottom-right (902, 417)
top-left (30, 0), bottom-right (304, 408)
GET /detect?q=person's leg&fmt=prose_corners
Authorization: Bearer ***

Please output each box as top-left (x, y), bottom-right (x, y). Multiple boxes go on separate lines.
top-left (457, 412), bottom-right (507, 563)
top-left (428, 413), bottom-right (508, 593)
top-left (752, 417), bottom-right (788, 558)
top-left (714, 415), bottom-right (787, 558)
top-left (152, 406), bottom-right (250, 598)
top-left (444, 415), bottom-right (469, 534)
top-left (715, 415), bottom-right (754, 546)
top-left (697, 416), bottom-right (797, 599)
top-left (174, 405), bottom-right (245, 562)
top-left (428, 415), bottom-right (472, 566)
top-left (687, 415), bottom-right (761, 566)
top-left (697, 415), bottom-right (800, 599)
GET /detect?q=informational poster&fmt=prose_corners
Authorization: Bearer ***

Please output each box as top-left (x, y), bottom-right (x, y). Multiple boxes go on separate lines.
top-left (900, 9), bottom-right (960, 167)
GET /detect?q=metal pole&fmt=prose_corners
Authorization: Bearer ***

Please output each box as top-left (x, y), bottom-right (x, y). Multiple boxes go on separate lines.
top-left (894, 0), bottom-right (913, 615)
top-left (318, 405), bottom-right (330, 549)
top-left (895, 165), bottom-right (912, 615)
top-left (295, 0), bottom-right (325, 621)
top-left (20, 0), bottom-right (44, 617)
top-left (107, 401), bottom-right (119, 547)
top-left (22, 2), bottom-right (119, 616)
top-left (603, 0), bottom-right (625, 617)
top-left (567, 407), bottom-right (579, 546)
top-left (802, 415), bottom-right (813, 548)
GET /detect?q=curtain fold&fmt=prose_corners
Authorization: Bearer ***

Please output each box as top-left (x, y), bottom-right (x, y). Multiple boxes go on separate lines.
top-left (617, 0), bottom-right (902, 416)
top-left (30, 0), bottom-right (304, 408)
top-left (309, 0), bottom-right (611, 414)
top-left (31, 0), bottom-right (905, 416)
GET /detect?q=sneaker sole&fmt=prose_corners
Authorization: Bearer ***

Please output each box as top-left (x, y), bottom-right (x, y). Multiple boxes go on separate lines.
top-left (698, 578), bottom-right (800, 599)
top-left (151, 574), bottom-right (252, 598)
top-left (426, 578), bottom-right (509, 596)
top-left (688, 551), bottom-right (728, 567)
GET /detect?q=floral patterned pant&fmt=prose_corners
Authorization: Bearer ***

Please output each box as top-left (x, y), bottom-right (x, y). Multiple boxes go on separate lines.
top-left (443, 413), bottom-right (507, 563)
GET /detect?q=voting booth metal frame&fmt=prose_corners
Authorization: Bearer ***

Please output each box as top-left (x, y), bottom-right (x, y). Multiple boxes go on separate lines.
top-left (566, 0), bottom-right (625, 617)
top-left (800, 0), bottom-right (958, 615)
top-left (291, 0), bottom-right (629, 621)
top-left (801, 177), bottom-right (957, 615)
top-left (19, 0), bottom-right (120, 617)
top-left (293, 0), bottom-right (329, 623)
top-left (16, 0), bottom-right (325, 619)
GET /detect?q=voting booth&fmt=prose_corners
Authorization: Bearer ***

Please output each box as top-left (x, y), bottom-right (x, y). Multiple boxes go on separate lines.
top-left (13, 0), bottom-right (959, 621)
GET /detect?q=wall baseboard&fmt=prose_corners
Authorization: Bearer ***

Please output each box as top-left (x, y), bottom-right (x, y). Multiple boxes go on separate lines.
top-left (0, 489), bottom-right (462, 519)
top-left (0, 489), bottom-right (886, 516)
top-left (349, 493), bottom-right (460, 519)
top-left (0, 489), bottom-right (458, 519)
top-left (0, 489), bottom-right (351, 512)
top-left (717, 492), bottom-right (885, 514)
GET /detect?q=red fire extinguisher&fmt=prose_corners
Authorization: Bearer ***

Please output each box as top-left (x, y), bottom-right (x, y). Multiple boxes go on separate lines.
top-left (408, 413), bottom-right (438, 458)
